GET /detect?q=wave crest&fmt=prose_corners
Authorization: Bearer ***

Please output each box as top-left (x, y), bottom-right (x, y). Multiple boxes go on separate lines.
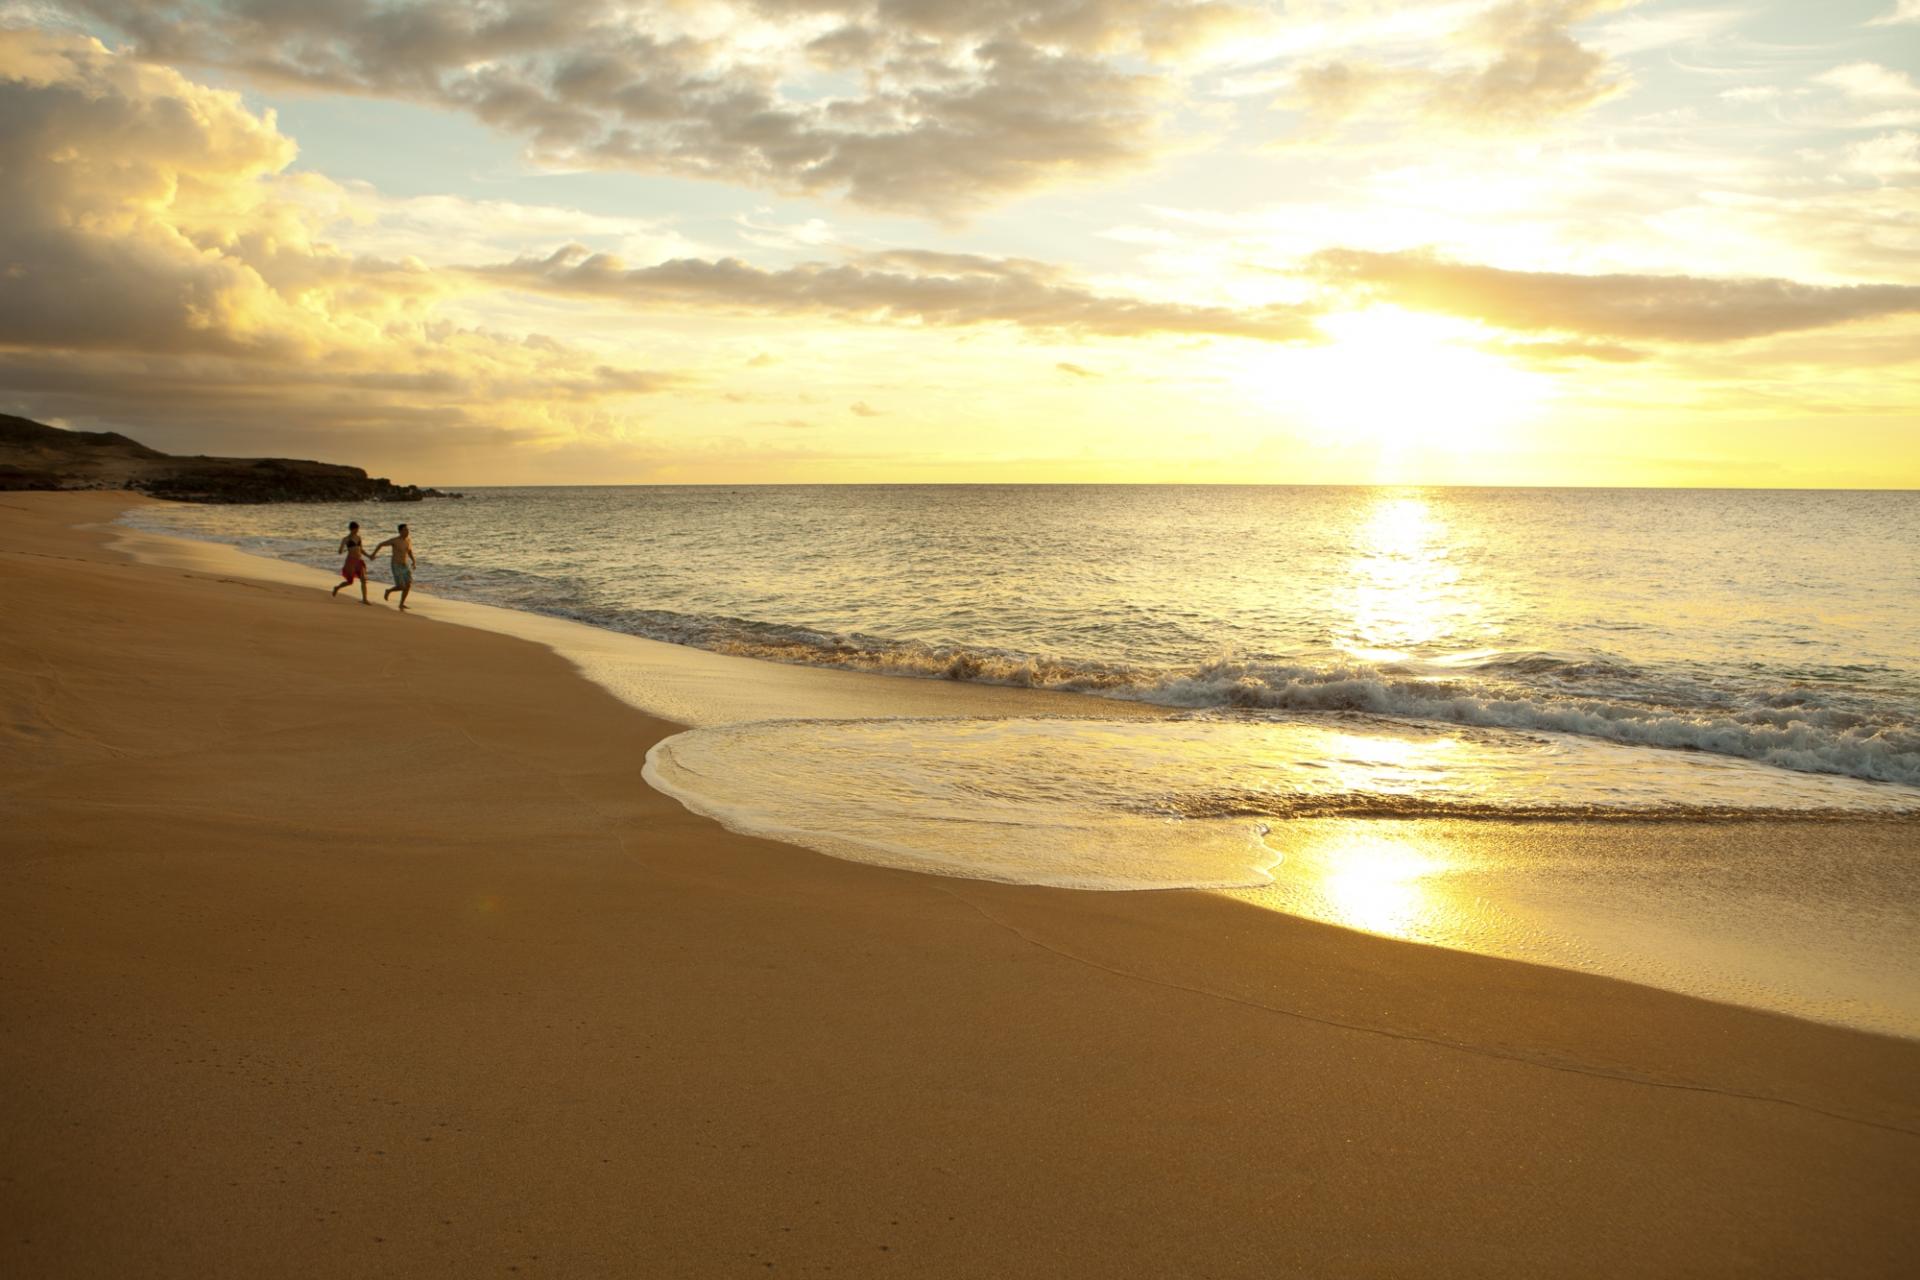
top-left (1145, 659), bottom-right (1920, 788)
top-left (665, 627), bottom-right (1920, 790)
top-left (122, 517), bottom-right (1920, 792)
top-left (1144, 790), bottom-right (1919, 822)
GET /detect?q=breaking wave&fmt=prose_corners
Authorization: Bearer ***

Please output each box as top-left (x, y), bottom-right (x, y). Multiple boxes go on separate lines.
top-left (1136, 659), bottom-right (1920, 789)
top-left (1142, 791), bottom-right (1920, 823)
top-left (120, 516), bottom-right (1920, 791)
top-left (557, 615), bottom-right (1920, 790)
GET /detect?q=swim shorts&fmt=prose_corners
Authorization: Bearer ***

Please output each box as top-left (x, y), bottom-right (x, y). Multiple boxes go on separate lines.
top-left (393, 562), bottom-right (413, 588)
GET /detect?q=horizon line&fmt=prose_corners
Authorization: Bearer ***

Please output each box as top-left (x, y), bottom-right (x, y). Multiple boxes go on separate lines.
top-left (418, 480), bottom-right (1920, 493)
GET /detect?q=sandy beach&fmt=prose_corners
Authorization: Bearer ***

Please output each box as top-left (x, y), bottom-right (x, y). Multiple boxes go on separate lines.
top-left (3, 491), bottom-right (1918, 1278)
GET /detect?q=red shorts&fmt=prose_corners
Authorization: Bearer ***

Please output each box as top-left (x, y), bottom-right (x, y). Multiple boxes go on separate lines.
top-left (341, 559), bottom-right (366, 583)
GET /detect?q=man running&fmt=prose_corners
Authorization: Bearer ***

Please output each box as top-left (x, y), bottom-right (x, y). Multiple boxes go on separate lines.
top-left (331, 521), bottom-right (370, 604)
top-left (369, 523), bottom-right (417, 610)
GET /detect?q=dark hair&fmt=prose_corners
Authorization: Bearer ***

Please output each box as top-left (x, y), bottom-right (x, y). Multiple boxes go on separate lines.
top-left (349, 521), bottom-right (359, 530)
top-left (398, 523), bottom-right (409, 533)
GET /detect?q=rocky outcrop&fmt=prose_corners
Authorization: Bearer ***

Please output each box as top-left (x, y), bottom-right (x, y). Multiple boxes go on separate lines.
top-left (0, 415), bottom-right (460, 503)
top-left (136, 459), bottom-right (455, 504)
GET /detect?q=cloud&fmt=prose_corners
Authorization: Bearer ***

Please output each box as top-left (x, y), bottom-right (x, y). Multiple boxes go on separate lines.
top-left (1310, 248), bottom-right (1920, 342)
top-left (290, 183), bottom-right (711, 268)
top-left (0, 30), bottom-right (449, 362)
top-left (1287, 0), bottom-right (1631, 132)
top-left (1814, 63), bottom-right (1920, 102)
top-left (0, 29), bottom-right (675, 453)
top-left (1868, 0), bottom-right (1920, 26)
top-left (1718, 86), bottom-right (1781, 104)
top-left (1845, 131), bottom-right (1920, 181)
top-left (1491, 338), bottom-right (1648, 364)
top-left (1056, 361), bottom-right (1100, 377)
top-left (60, 0), bottom-right (1260, 216)
top-left (734, 212), bottom-right (842, 253)
top-left (1584, 3), bottom-right (1746, 56)
top-left (848, 400), bottom-right (883, 416)
top-left (474, 243), bottom-right (1323, 342)
top-left (0, 25), bottom-right (1329, 482)
top-left (0, 349), bottom-right (557, 468)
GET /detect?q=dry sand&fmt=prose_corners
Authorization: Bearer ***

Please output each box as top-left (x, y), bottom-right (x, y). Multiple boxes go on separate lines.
top-left (3, 491), bottom-right (1917, 1278)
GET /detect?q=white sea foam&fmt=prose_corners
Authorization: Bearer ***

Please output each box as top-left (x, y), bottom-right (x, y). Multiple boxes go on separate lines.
top-left (1136, 660), bottom-right (1920, 787)
top-left (643, 719), bottom-right (1287, 890)
top-left (118, 501), bottom-right (1920, 1035)
top-left (643, 714), bottom-right (1920, 1034)
top-left (119, 486), bottom-right (1920, 792)
top-left (619, 635), bottom-right (1920, 789)
top-left (643, 715), bottom-right (1920, 890)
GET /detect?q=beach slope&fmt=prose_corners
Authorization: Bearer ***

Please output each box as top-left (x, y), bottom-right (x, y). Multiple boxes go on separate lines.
top-left (2, 492), bottom-right (1917, 1278)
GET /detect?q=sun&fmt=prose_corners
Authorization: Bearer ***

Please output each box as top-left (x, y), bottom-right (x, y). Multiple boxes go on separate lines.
top-left (1245, 306), bottom-right (1550, 461)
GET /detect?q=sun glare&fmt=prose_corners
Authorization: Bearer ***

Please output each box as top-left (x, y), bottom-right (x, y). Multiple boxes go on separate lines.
top-left (1311, 833), bottom-right (1453, 940)
top-left (1249, 307), bottom-right (1550, 467)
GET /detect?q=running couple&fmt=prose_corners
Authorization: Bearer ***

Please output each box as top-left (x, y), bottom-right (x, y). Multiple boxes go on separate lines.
top-left (332, 521), bottom-right (417, 609)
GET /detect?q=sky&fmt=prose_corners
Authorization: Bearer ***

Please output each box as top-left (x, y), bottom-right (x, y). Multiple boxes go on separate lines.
top-left (0, 1), bottom-right (1916, 486)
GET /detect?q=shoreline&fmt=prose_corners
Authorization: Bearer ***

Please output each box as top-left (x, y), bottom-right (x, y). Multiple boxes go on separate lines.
top-left (115, 501), bottom-right (1920, 1035)
top-left (121, 495), bottom-right (1920, 793)
top-left (110, 506), bottom-right (1180, 731)
top-left (5, 491), bottom-right (1919, 1276)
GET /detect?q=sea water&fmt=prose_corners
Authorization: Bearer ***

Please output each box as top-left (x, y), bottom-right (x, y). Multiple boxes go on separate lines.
top-left (125, 486), bottom-right (1920, 1032)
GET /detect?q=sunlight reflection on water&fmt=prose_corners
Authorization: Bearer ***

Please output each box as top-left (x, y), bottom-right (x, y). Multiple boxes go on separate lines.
top-left (1309, 833), bottom-right (1455, 939)
top-left (1240, 817), bottom-right (1920, 1037)
top-left (128, 487), bottom-right (1920, 1035)
top-left (1338, 493), bottom-right (1490, 662)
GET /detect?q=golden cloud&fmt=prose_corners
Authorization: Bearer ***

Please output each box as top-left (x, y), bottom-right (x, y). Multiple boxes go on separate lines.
top-left (0, 26), bottom-right (1315, 474)
top-left (1288, 0), bottom-right (1631, 132)
top-left (472, 243), bottom-right (1323, 341)
top-left (59, 0), bottom-right (1258, 215)
top-left (1311, 248), bottom-right (1920, 343)
top-left (0, 29), bottom-right (677, 453)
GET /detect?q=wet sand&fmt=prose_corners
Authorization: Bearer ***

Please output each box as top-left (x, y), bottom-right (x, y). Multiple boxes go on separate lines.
top-left (3, 491), bottom-right (1917, 1277)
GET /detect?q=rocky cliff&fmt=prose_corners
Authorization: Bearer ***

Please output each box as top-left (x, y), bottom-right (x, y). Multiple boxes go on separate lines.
top-left (0, 416), bottom-right (459, 503)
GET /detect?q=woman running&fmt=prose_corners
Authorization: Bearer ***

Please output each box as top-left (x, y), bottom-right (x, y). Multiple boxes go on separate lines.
top-left (331, 520), bottom-right (371, 604)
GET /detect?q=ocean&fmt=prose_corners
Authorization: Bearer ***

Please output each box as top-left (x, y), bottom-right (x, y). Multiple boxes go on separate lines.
top-left (125, 485), bottom-right (1920, 1032)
